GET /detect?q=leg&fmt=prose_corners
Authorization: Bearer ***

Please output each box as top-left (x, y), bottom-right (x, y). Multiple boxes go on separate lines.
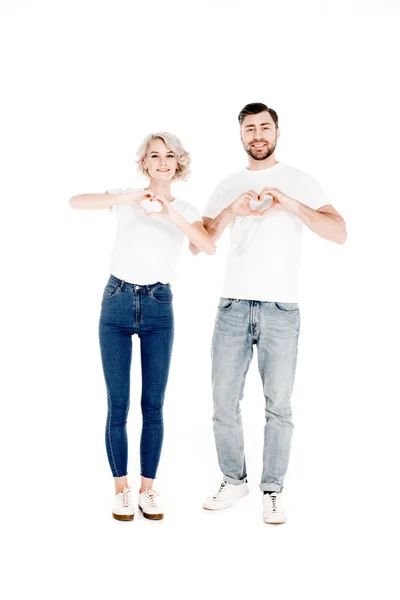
top-left (212, 299), bottom-right (253, 484)
top-left (257, 302), bottom-right (300, 492)
top-left (99, 296), bottom-right (133, 481)
top-left (139, 295), bottom-right (174, 482)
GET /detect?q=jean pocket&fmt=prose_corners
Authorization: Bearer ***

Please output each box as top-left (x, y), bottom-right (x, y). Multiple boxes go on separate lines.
top-left (149, 284), bottom-right (173, 304)
top-left (218, 297), bottom-right (238, 311)
top-left (273, 302), bottom-right (299, 313)
top-left (103, 283), bottom-right (121, 299)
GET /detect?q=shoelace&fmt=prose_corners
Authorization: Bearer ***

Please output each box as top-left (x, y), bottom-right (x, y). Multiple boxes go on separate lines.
top-left (270, 494), bottom-right (278, 512)
top-left (212, 482), bottom-right (228, 499)
top-left (143, 490), bottom-right (159, 506)
top-left (122, 487), bottom-right (131, 508)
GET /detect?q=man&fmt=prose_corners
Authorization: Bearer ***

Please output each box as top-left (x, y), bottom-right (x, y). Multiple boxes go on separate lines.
top-left (191, 103), bottom-right (346, 524)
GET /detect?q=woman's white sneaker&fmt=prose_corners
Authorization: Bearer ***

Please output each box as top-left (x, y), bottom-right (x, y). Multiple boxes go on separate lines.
top-left (112, 487), bottom-right (135, 521)
top-left (138, 490), bottom-right (164, 520)
top-left (262, 492), bottom-right (287, 524)
top-left (203, 481), bottom-right (249, 510)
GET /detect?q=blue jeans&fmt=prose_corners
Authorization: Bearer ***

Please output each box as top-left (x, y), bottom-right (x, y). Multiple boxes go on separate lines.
top-left (99, 275), bottom-right (174, 479)
top-left (211, 298), bottom-right (300, 492)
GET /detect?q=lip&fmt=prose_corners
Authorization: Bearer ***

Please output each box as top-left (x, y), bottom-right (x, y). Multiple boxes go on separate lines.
top-left (251, 143), bottom-right (267, 148)
top-left (157, 168), bottom-right (170, 172)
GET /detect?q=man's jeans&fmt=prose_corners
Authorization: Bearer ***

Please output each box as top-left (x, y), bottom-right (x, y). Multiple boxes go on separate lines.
top-left (99, 275), bottom-right (174, 480)
top-left (211, 298), bottom-right (300, 492)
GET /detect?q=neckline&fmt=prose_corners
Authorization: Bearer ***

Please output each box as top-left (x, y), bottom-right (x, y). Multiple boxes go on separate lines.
top-left (244, 161), bottom-right (282, 174)
top-left (143, 187), bottom-right (176, 203)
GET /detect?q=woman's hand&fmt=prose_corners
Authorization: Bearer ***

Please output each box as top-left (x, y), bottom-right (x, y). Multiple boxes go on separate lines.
top-left (123, 190), bottom-right (156, 214)
top-left (147, 194), bottom-right (179, 224)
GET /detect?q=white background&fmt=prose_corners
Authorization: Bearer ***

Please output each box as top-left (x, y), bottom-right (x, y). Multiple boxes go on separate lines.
top-left (1, 1), bottom-right (399, 598)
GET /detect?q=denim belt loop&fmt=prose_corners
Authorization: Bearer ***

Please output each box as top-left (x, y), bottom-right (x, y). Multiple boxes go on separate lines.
top-left (119, 280), bottom-right (125, 292)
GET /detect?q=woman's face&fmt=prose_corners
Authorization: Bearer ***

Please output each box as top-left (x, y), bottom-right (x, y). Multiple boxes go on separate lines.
top-left (142, 138), bottom-right (178, 181)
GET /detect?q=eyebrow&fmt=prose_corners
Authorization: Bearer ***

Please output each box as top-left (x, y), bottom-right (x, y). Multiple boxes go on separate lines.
top-left (150, 151), bottom-right (175, 154)
top-left (245, 122), bottom-right (272, 128)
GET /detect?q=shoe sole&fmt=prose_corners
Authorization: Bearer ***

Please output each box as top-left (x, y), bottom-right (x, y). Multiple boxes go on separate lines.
top-left (112, 512), bottom-right (135, 521)
top-left (263, 517), bottom-right (287, 525)
top-left (203, 489), bottom-right (249, 510)
top-left (139, 506), bottom-right (164, 520)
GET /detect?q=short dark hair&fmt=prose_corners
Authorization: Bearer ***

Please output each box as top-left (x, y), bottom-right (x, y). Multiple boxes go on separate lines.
top-left (238, 103), bottom-right (279, 128)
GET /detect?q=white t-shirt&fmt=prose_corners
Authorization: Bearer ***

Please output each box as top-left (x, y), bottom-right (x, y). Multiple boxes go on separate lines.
top-left (203, 162), bottom-right (331, 302)
top-left (107, 188), bottom-right (201, 284)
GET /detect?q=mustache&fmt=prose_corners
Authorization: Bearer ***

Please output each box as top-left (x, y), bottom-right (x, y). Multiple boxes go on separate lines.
top-left (249, 140), bottom-right (269, 145)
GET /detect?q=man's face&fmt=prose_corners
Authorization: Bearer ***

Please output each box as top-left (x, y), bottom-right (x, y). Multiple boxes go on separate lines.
top-left (240, 111), bottom-right (279, 161)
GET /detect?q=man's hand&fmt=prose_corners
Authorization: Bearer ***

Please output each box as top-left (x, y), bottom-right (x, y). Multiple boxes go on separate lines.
top-left (230, 190), bottom-right (264, 217)
top-left (259, 187), bottom-right (295, 215)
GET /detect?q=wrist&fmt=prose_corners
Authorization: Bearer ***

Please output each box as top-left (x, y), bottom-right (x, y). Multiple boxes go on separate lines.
top-left (225, 204), bottom-right (237, 219)
top-left (287, 198), bottom-right (301, 214)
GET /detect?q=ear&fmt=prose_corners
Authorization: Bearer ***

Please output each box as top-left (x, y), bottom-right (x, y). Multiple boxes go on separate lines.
top-left (142, 159), bottom-right (148, 170)
top-left (276, 127), bottom-right (280, 141)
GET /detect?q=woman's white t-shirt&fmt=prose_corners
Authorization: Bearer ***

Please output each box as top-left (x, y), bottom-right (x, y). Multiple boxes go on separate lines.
top-left (107, 188), bottom-right (201, 285)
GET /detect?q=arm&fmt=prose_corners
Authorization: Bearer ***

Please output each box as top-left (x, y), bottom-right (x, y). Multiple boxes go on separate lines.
top-left (69, 190), bottom-right (153, 211)
top-left (189, 190), bottom-right (261, 255)
top-left (289, 202), bottom-right (347, 244)
top-left (173, 217), bottom-right (216, 255)
top-left (69, 191), bottom-right (120, 210)
top-left (146, 195), bottom-right (216, 255)
top-left (188, 208), bottom-right (234, 255)
top-left (260, 187), bottom-right (347, 244)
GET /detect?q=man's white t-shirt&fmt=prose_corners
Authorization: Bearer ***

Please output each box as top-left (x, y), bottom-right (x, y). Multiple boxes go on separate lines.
top-left (203, 162), bottom-right (330, 302)
top-left (107, 188), bottom-right (201, 284)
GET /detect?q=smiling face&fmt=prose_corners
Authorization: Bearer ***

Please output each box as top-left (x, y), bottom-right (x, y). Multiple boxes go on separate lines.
top-left (142, 138), bottom-right (178, 180)
top-left (240, 111), bottom-right (279, 161)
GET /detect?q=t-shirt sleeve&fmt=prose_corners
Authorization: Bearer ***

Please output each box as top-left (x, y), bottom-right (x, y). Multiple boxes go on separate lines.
top-left (183, 204), bottom-right (202, 224)
top-left (203, 184), bottom-right (225, 219)
top-left (300, 176), bottom-right (331, 211)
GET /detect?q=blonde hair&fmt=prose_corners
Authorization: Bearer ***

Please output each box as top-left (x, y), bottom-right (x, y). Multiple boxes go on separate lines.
top-left (136, 132), bottom-right (191, 181)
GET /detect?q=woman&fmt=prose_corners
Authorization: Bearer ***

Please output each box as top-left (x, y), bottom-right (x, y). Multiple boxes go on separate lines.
top-left (69, 132), bottom-right (215, 521)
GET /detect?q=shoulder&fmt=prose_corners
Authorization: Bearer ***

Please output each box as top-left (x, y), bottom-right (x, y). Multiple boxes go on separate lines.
top-left (208, 170), bottom-right (246, 199)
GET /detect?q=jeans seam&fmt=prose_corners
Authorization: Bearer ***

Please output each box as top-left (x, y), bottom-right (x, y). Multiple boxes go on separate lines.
top-left (107, 387), bottom-right (119, 477)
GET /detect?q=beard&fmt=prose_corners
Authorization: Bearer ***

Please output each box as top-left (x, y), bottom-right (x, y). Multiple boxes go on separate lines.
top-left (244, 138), bottom-right (277, 161)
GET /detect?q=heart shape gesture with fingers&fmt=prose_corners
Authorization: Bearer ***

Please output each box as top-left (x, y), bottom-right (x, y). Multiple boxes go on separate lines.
top-left (257, 187), bottom-right (295, 215)
top-left (144, 193), bottom-right (179, 224)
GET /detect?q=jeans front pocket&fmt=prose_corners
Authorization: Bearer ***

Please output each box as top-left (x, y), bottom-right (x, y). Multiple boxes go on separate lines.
top-left (218, 297), bottom-right (239, 311)
top-left (273, 302), bottom-right (299, 313)
top-left (103, 282), bottom-right (121, 299)
top-left (149, 284), bottom-right (173, 304)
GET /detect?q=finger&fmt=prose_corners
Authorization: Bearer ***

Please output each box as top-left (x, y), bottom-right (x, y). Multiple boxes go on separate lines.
top-left (248, 189), bottom-right (259, 200)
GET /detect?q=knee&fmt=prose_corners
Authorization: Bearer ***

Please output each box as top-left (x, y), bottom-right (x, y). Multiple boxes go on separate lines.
top-left (265, 405), bottom-right (293, 427)
top-left (142, 403), bottom-right (163, 426)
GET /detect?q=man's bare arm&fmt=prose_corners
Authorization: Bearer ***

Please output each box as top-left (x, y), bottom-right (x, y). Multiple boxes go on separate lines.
top-left (189, 190), bottom-right (261, 255)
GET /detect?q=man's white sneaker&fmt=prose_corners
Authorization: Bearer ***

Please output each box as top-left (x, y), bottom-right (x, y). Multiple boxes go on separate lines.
top-left (112, 487), bottom-right (135, 521)
top-left (262, 492), bottom-right (287, 524)
top-left (203, 481), bottom-right (249, 510)
top-left (138, 490), bottom-right (164, 520)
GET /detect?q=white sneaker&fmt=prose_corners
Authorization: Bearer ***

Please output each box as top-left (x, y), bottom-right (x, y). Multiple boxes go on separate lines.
top-left (138, 489), bottom-right (164, 520)
top-left (112, 487), bottom-right (135, 521)
top-left (203, 481), bottom-right (249, 510)
top-left (262, 492), bottom-right (287, 524)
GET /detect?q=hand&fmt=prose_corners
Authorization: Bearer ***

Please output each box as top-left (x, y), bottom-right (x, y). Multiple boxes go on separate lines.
top-left (230, 190), bottom-right (264, 217)
top-left (124, 190), bottom-right (156, 214)
top-left (259, 187), bottom-right (295, 215)
top-left (147, 194), bottom-right (179, 223)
